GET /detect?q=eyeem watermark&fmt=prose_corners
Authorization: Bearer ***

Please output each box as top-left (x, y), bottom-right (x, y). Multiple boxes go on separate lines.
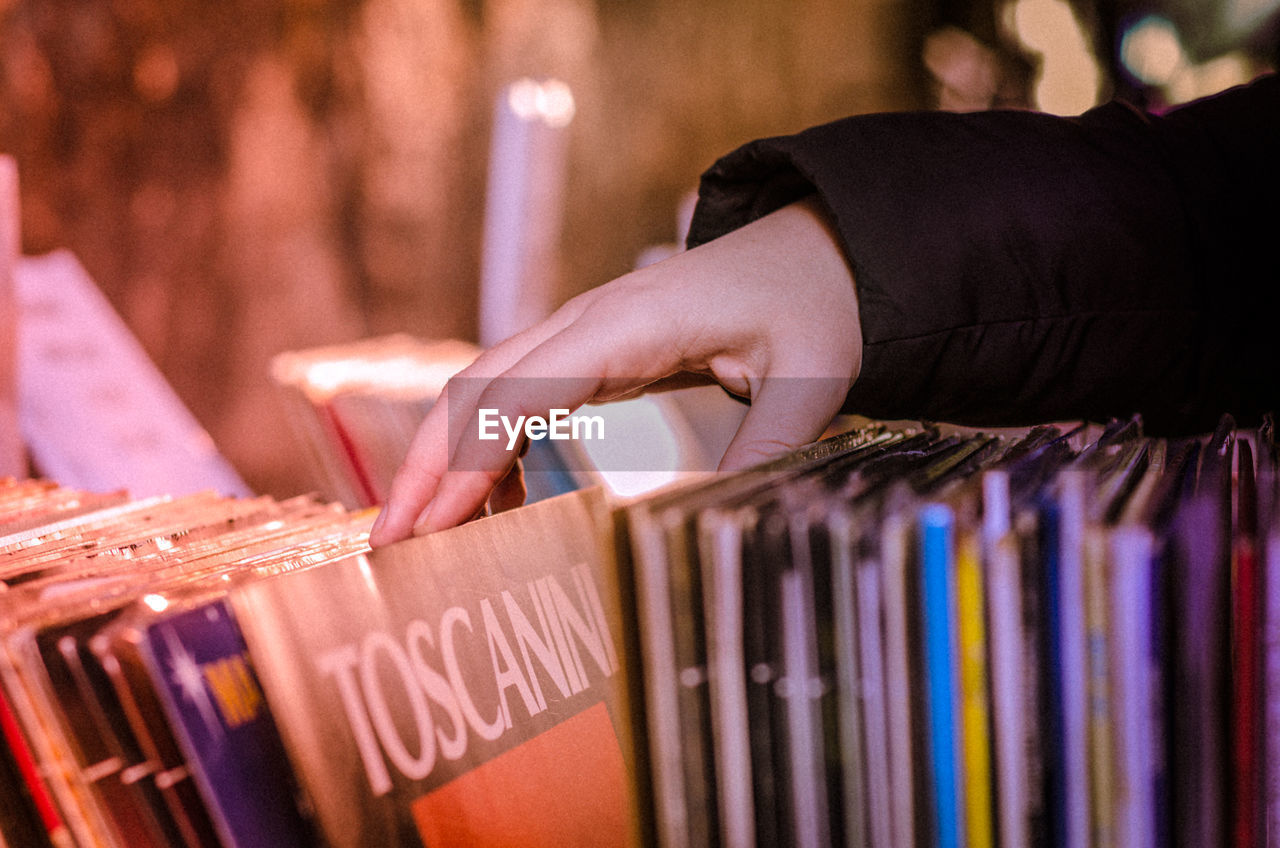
top-left (478, 408), bottom-right (605, 451)
top-left (449, 375), bottom-right (852, 473)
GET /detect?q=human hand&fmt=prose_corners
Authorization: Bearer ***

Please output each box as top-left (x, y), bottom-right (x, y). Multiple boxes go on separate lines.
top-left (368, 195), bottom-right (862, 545)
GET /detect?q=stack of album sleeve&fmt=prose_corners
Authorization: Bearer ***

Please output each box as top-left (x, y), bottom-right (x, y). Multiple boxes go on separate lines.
top-left (269, 335), bottom-right (486, 509)
top-left (0, 480), bottom-right (373, 848)
top-left (617, 415), bottom-right (1280, 848)
top-left (269, 334), bottom-right (582, 510)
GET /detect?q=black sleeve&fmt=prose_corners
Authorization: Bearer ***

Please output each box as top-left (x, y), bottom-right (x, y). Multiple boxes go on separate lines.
top-left (687, 74), bottom-right (1280, 434)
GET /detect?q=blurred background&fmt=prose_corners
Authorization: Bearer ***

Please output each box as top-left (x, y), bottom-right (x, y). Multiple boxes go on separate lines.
top-left (1, 0), bottom-right (1276, 499)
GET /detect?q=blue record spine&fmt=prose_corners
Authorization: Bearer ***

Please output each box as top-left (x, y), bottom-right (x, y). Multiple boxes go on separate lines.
top-left (141, 598), bottom-right (314, 848)
top-left (919, 503), bottom-right (963, 848)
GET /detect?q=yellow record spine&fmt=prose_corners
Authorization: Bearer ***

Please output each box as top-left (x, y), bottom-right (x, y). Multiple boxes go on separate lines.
top-left (956, 527), bottom-right (995, 848)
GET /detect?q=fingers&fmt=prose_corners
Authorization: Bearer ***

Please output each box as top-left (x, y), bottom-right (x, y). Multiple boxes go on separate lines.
top-left (414, 326), bottom-right (659, 533)
top-left (489, 459), bottom-right (528, 514)
top-left (369, 388), bottom-right (451, 546)
top-left (369, 294), bottom-right (597, 547)
top-left (372, 197), bottom-right (865, 544)
top-left (718, 374), bottom-right (851, 472)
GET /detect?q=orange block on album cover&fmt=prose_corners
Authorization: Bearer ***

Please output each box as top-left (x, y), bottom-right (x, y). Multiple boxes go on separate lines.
top-left (411, 702), bottom-right (632, 848)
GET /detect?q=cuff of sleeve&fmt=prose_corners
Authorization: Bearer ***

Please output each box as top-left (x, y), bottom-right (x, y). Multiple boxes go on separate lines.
top-left (685, 104), bottom-right (1222, 431)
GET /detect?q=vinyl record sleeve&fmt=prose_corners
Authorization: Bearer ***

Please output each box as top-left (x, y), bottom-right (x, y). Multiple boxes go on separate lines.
top-left (754, 505), bottom-right (799, 847)
top-left (878, 500), bottom-right (921, 848)
top-left (779, 499), bottom-right (836, 848)
top-left (33, 610), bottom-right (180, 848)
top-left (1014, 508), bottom-right (1051, 847)
top-left (1264, 524), bottom-right (1280, 847)
top-left (137, 597), bottom-right (315, 848)
top-left (918, 502), bottom-right (962, 848)
top-left (231, 487), bottom-right (643, 848)
top-left (986, 524), bottom-right (1029, 848)
top-left (826, 506), bottom-right (873, 848)
top-left (952, 504), bottom-right (994, 848)
top-left (2, 611), bottom-right (131, 847)
top-left (655, 506), bottom-right (719, 848)
top-left (1232, 438), bottom-right (1263, 848)
top-left (0, 686), bottom-right (56, 848)
top-left (696, 506), bottom-right (754, 848)
top-left (1168, 494), bottom-right (1230, 848)
top-left (1108, 525), bottom-right (1158, 848)
top-left (1053, 471), bottom-right (1091, 848)
top-left (621, 424), bottom-right (899, 848)
top-left (91, 613), bottom-right (222, 848)
top-left (1037, 495), bottom-right (1068, 848)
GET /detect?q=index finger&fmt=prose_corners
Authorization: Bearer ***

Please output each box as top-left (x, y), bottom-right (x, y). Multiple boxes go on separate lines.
top-left (369, 294), bottom-right (597, 546)
top-left (412, 292), bottom-right (692, 534)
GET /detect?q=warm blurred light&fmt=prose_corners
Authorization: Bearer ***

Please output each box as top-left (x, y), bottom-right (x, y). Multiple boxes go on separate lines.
top-left (507, 78), bottom-right (576, 129)
top-left (133, 45), bottom-right (180, 103)
top-left (1165, 51), bottom-right (1256, 103)
top-left (1222, 0), bottom-right (1280, 42)
top-left (1007, 0), bottom-right (1102, 115)
top-left (143, 593), bottom-right (170, 613)
top-left (298, 355), bottom-right (462, 397)
top-left (1120, 15), bottom-right (1186, 86)
top-left (271, 337), bottom-right (479, 401)
top-left (1119, 14), bottom-right (1260, 104)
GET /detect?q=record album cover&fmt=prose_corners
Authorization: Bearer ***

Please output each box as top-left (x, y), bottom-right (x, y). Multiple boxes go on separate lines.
top-left (230, 487), bottom-right (641, 848)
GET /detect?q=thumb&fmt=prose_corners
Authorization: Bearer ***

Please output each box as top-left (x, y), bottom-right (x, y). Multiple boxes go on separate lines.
top-left (718, 376), bottom-right (850, 472)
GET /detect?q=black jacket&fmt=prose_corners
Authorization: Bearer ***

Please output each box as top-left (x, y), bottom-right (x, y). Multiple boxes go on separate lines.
top-left (687, 74), bottom-right (1280, 434)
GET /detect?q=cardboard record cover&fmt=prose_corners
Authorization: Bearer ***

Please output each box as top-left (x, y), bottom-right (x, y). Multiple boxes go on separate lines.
top-left (1264, 518), bottom-right (1280, 846)
top-left (0, 491), bottom-right (235, 584)
top-left (1014, 507), bottom-right (1052, 847)
top-left (695, 505), bottom-right (754, 848)
top-left (1168, 493), bottom-right (1230, 847)
top-left (0, 482), bottom-right (129, 538)
top-left (6, 500), bottom-right (361, 613)
top-left (2, 606), bottom-right (139, 848)
top-left (917, 502), bottom-right (962, 848)
top-left (31, 609), bottom-right (181, 848)
top-left (1051, 472), bottom-right (1091, 848)
top-left (1107, 524), bottom-right (1160, 848)
top-left (90, 609), bottom-right (223, 848)
top-left (781, 493), bottom-right (843, 848)
top-left (79, 519), bottom-right (370, 848)
top-left (743, 502), bottom-right (791, 848)
top-left (637, 471), bottom-right (879, 848)
top-left (830, 501), bottom-right (892, 848)
top-left (0, 495), bottom-right (174, 574)
top-left (1232, 438), bottom-right (1264, 848)
top-left (985, 520), bottom-right (1028, 848)
top-left (2, 495), bottom-right (298, 591)
top-left (950, 493), bottom-right (995, 848)
top-left (0, 688), bottom-right (58, 848)
top-left (622, 425), bottom-right (911, 848)
top-left (648, 506), bottom-right (719, 848)
top-left (0, 496), bottom-right (369, 848)
top-left (620, 425), bottom-right (898, 848)
top-left (135, 595), bottom-right (316, 848)
top-left (230, 487), bottom-right (643, 848)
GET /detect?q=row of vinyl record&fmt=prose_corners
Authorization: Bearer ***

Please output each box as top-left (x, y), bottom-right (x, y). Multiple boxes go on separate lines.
top-left (615, 415), bottom-right (1280, 848)
top-left (4, 413), bottom-right (1280, 848)
top-left (0, 471), bottom-right (633, 848)
top-left (0, 482), bottom-right (375, 848)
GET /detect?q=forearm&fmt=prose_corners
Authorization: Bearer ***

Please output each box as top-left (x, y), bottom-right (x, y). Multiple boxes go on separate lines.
top-left (689, 75), bottom-right (1280, 432)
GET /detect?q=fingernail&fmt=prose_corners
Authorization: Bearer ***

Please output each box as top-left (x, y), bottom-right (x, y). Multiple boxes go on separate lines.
top-left (412, 502), bottom-right (436, 536)
top-left (369, 507), bottom-right (388, 540)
